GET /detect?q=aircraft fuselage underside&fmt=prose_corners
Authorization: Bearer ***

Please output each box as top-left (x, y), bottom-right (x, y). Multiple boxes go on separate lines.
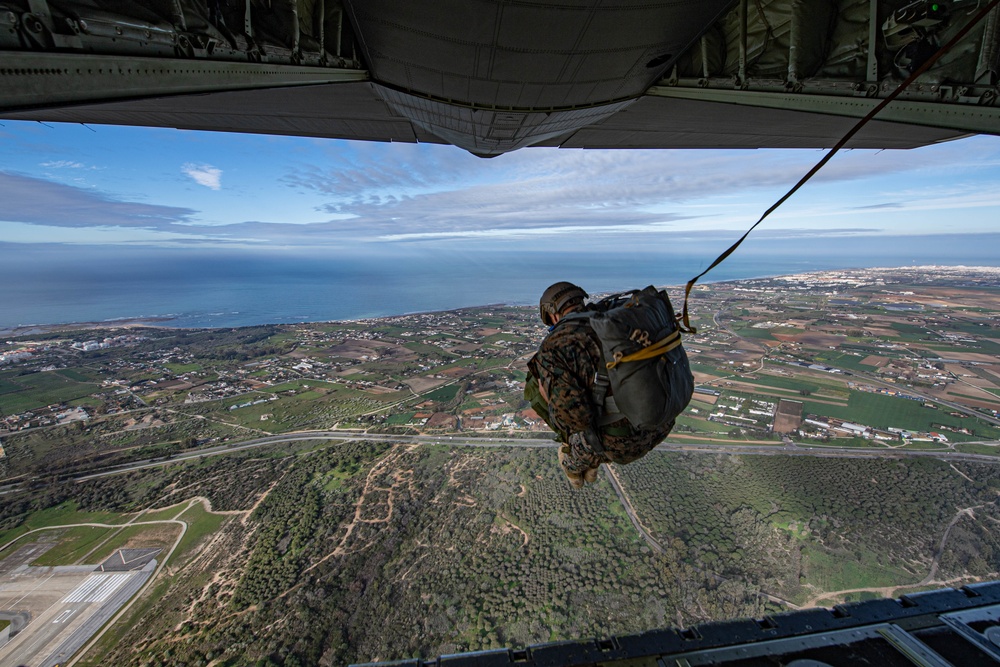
top-left (1, 1), bottom-right (998, 155)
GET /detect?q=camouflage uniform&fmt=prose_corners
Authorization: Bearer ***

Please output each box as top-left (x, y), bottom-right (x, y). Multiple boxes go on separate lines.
top-left (527, 317), bottom-right (674, 475)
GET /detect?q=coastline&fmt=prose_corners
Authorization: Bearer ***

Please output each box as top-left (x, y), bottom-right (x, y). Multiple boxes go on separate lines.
top-left (3, 264), bottom-right (996, 337)
top-left (0, 317), bottom-right (177, 338)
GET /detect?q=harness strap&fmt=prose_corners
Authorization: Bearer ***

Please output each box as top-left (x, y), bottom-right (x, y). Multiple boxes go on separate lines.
top-left (606, 330), bottom-right (683, 370)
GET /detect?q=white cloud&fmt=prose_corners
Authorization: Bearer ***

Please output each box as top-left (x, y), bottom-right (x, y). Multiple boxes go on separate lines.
top-left (41, 160), bottom-right (86, 169)
top-left (182, 163), bottom-right (222, 190)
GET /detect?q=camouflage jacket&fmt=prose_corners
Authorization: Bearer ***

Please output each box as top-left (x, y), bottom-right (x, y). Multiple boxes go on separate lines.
top-left (527, 317), bottom-right (673, 474)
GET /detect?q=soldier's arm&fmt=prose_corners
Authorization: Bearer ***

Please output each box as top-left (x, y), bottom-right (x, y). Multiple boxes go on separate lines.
top-left (537, 333), bottom-right (600, 442)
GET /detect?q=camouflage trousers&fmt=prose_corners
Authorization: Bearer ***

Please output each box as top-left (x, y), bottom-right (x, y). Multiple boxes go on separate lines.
top-left (559, 419), bottom-right (675, 475)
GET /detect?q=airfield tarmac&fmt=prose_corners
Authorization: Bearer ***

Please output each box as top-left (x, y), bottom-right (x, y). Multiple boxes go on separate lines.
top-left (0, 544), bottom-right (155, 667)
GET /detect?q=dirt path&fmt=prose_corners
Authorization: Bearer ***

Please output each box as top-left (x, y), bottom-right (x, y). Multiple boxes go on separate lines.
top-left (948, 463), bottom-right (976, 484)
top-left (604, 464), bottom-right (802, 610)
top-left (497, 512), bottom-right (529, 547)
top-left (301, 445), bottom-right (406, 575)
top-left (800, 504), bottom-right (991, 607)
top-left (603, 464), bottom-right (665, 554)
top-left (920, 505), bottom-right (981, 586)
top-left (802, 574), bottom-right (999, 608)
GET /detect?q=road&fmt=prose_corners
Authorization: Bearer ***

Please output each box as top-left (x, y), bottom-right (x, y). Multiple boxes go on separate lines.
top-left (0, 430), bottom-right (995, 498)
top-left (602, 464), bottom-right (664, 555)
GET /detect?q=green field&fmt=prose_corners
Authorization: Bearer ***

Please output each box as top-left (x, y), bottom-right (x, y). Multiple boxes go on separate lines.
top-left (889, 323), bottom-right (932, 341)
top-left (55, 367), bottom-right (103, 382)
top-left (425, 384), bottom-right (460, 402)
top-left (0, 502), bottom-right (126, 552)
top-left (801, 544), bottom-right (917, 593)
top-left (813, 352), bottom-right (879, 373)
top-left (386, 412), bottom-right (416, 425)
top-left (404, 341), bottom-right (451, 356)
top-left (729, 324), bottom-right (780, 340)
top-left (31, 526), bottom-right (117, 566)
top-left (0, 370), bottom-right (99, 413)
top-left (738, 373), bottom-right (825, 396)
top-left (0, 378), bottom-right (23, 394)
top-left (801, 391), bottom-right (1000, 438)
top-left (163, 362), bottom-right (202, 373)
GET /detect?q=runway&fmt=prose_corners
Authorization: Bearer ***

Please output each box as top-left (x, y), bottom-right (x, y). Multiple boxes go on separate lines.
top-left (0, 555), bottom-right (154, 667)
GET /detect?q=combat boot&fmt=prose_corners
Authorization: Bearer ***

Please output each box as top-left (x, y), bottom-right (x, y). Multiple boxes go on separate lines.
top-left (558, 446), bottom-right (586, 489)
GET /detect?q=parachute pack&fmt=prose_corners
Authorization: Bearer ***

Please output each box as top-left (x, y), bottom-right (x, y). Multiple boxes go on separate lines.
top-left (522, 285), bottom-right (693, 437)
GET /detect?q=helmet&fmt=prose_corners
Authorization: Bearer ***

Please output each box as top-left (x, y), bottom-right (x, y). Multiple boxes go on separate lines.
top-left (539, 282), bottom-right (588, 325)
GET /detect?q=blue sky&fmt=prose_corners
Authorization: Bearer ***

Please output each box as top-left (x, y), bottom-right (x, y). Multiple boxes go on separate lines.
top-left (2, 119), bottom-right (999, 255)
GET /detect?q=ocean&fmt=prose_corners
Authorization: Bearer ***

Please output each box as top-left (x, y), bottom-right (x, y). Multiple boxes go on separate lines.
top-left (3, 233), bottom-right (998, 330)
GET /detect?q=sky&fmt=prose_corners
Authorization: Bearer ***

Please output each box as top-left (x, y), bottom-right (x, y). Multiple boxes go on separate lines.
top-left (2, 120), bottom-right (1000, 259)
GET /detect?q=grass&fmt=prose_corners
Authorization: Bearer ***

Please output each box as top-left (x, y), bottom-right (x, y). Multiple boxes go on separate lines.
top-left (956, 442), bottom-right (1000, 456)
top-left (264, 380), bottom-right (324, 393)
top-left (317, 468), bottom-right (354, 492)
top-left (386, 412), bottom-right (416, 425)
top-left (0, 378), bottom-right (23, 394)
top-left (889, 323), bottom-right (932, 341)
top-left (163, 362), bottom-right (202, 373)
top-left (799, 544), bottom-right (918, 598)
top-left (672, 413), bottom-right (732, 435)
top-left (140, 505), bottom-right (191, 522)
top-left (86, 523), bottom-right (182, 565)
top-left (404, 341), bottom-right (451, 356)
top-left (737, 373), bottom-right (825, 395)
top-left (70, 396), bottom-right (104, 408)
top-left (0, 370), bottom-right (99, 413)
top-left (483, 333), bottom-right (522, 344)
top-left (800, 391), bottom-right (1000, 438)
top-left (729, 325), bottom-right (779, 340)
top-left (818, 352), bottom-right (881, 373)
top-left (31, 526), bottom-right (117, 566)
top-left (0, 502), bottom-right (126, 551)
top-left (172, 502), bottom-right (228, 563)
top-left (425, 384), bottom-right (460, 402)
top-left (55, 367), bottom-right (103, 382)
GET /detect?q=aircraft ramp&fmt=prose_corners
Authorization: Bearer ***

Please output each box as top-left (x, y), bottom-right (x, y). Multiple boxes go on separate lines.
top-left (354, 582), bottom-right (1000, 666)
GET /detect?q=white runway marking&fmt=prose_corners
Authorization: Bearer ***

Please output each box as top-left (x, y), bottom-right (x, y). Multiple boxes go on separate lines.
top-left (52, 609), bottom-right (75, 624)
top-left (61, 573), bottom-right (131, 604)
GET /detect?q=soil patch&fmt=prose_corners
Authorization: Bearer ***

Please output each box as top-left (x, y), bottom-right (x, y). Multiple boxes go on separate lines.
top-left (405, 377), bottom-right (448, 393)
top-left (772, 333), bottom-right (846, 347)
top-left (327, 339), bottom-right (416, 362)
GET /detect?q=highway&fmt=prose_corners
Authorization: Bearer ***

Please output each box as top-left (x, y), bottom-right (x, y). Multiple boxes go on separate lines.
top-left (1, 428), bottom-right (997, 499)
top-left (37, 430), bottom-right (1000, 488)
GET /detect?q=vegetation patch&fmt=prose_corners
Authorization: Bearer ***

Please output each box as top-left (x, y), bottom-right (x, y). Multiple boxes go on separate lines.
top-left (30, 525), bottom-right (117, 566)
top-left (425, 384), bottom-right (460, 402)
top-left (0, 502), bottom-right (125, 550)
top-left (0, 371), bottom-right (99, 413)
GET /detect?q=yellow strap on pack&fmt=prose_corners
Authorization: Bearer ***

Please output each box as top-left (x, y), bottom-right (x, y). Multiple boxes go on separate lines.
top-left (606, 330), bottom-right (682, 370)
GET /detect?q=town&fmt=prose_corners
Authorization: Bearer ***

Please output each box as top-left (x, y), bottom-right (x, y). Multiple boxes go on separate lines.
top-left (2, 266), bottom-right (999, 478)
